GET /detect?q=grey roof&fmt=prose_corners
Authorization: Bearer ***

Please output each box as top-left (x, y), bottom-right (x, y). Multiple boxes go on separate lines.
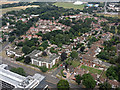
top-left (0, 64), bottom-right (45, 88)
top-left (37, 54), bottom-right (59, 63)
top-left (26, 50), bottom-right (59, 63)
top-left (0, 66), bottom-right (25, 87)
top-left (8, 48), bottom-right (23, 55)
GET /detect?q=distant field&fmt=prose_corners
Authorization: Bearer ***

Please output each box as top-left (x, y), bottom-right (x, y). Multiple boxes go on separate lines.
top-left (97, 13), bottom-right (120, 18)
top-left (0, 1), bottom-right (19, 5)
top-left (53, 2), bottom-right (85, 10)
top-left (1, 5), bottom-right (40, 14)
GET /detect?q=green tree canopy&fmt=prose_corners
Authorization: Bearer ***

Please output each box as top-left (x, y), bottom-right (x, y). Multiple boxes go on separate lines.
top-left (57, 80), bottom-right (70, 90)
top-left (99, 82), bottom-right (112, 90)
top-left (61, 52), bottom-right (67, 61)
top-left (106, 65), bottom-right (120, 81)
top-left (75, 75), bottom-right (82, 85)
top-left (82, 73), bottom-right (96, 88)
top-left (70, 51), bottom-right (78, 59)
top-left (24, 56), bottom-right (31, 64)
top-left (22, 45), bottom-right (30, 54)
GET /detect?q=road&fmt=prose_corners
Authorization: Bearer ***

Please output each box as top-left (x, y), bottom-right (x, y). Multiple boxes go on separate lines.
top-left (0, 56), bottom-right (82, 88)
top-left (0, 41), bottom-right (82, 88)
top-left (0, 42), bottom-right (9, 52)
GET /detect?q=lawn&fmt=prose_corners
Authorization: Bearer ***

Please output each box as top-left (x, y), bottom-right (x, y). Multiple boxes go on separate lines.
top-left (1, 5), bottom-right (39, 14)
top-left (53, 2), bottom-right (85, 10)
top-left (72, 60), bottom-right (80, 68)
top-left (81, 65), bottom-right (102, 74)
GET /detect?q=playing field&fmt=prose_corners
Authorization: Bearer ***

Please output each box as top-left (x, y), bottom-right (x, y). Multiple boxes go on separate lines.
top-left (1, 5), bottom-right (39, 14)
top-left (53, 2), bottom-right (85, 10)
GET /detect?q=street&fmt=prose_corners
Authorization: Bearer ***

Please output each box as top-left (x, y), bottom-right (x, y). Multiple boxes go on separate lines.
top-left (0, 42), bottom-right (9, 52)
top-left (0, 41), bottom-right (82, 89)
top-left (0, 56), bottom-right (82, 88)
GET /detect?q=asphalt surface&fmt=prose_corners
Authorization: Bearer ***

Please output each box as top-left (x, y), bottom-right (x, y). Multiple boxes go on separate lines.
top-left (0, 56), bottom-right (82, 88)
top-left (0, 42), bottom-right (82, 88)
top-left (0, 42), bottom-right (9, 52)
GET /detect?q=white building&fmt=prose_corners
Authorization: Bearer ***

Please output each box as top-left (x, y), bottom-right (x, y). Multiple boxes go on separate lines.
top-left (6, 48), bottom-right (24, 57)
top-left (0, 64), bottom-right (45, 89)
top-left (73, 1), bottom-right (83, 5)
top-left (26, 50), bottom-right (60, 68)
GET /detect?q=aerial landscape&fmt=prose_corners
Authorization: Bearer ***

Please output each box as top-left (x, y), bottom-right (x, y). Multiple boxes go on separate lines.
top-left (0, 0), bottom-right (120, 89)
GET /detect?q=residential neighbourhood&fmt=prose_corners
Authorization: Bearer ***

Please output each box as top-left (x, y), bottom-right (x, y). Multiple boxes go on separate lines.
top-left (0, 1), bottom-right (120, 90)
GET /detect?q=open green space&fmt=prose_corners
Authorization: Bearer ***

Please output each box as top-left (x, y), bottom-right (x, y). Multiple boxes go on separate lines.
top-left (97, 13), bottom-right (120, 18)
top-left (72, 60), bottom-right (80, 68)
top-left (53, 2), bottom-right (85, 10)
top-left (1, 5), bottom-right (39, 14)
top-left (81, 65), bottom-right (102, 74)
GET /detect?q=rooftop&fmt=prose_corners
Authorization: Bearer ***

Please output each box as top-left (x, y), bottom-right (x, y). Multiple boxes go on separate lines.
top-left (26, 49), bottom-right (59, 63)
top-left (0, 64), bottom-right (45, 89)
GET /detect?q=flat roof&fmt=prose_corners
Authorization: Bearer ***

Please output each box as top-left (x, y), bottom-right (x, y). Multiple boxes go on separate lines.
top-left (0, 64), bottom-right (45, 88)
top-left (0, 66), bottom-right (25, 87)
top-left (26, 50), bottom-right (59, 63)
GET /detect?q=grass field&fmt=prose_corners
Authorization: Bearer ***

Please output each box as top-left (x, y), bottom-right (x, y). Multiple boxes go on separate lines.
top-left (81, 65), bottom-right (102, 74)
top-left (53, 2), bottom-right (85, 10)
top-left (72, 60), bottom-right (80, 68)
top-left (1, 5), bottom-right (39, 14)
top-left (0, 1), bottom-right (19, 5)
top-left (97, 13), bottom-right (120, 18)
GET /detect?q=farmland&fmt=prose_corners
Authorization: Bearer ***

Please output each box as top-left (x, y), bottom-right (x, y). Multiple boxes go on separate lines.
top-left (97, 13), bottom-right (120, 18)
top-left (53, 2), bottom-right (85, 10)
top-left (0, 1), bottom-right (19, 5)
top-left (1, 5), bottom-right (40, 14)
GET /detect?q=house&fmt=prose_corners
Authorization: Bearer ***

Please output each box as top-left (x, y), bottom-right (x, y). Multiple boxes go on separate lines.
top-left (6, 48), bottom-right (24, 58)
top-left (117, 44), bottom-right (120, 56)
top-left (26, 50), bottom-right (60, 68)
top-left (73, 68), bottom-right (86, 76)
top-left (108, 80), bottom-right (120, 88)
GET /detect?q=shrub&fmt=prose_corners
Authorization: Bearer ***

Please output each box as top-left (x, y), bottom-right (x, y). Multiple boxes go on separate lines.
top-left (39, 66), bottom-right (48, 72)
top-left (61, 69), bottom-right (66, 78)
top-left (16, 56), bottom-right (24, 61)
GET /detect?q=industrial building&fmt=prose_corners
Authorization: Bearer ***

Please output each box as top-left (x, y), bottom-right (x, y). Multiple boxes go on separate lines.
top-left (0, 64), bottom-right (46, 89)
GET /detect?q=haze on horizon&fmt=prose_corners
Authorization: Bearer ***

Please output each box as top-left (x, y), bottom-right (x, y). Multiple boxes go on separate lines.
top-left (6, 0), bottom-right (120, 2)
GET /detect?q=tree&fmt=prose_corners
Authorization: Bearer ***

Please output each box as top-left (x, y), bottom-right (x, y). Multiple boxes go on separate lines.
top-left (61, 52), bottom-right (67, 61)
top-left (22, 45), bottom-right (30, 54)
top-left (80, 46), bottom-right (85, 52)
top-left (42, 51), bottom-right (47, 56)
top-left (75, 75), bottom-right (82, 85)
top-left (39, 66), bottom-right (48, 72)
top-left (106, 65), bottom-right (120, 81)
top-left (57, 80), bottom-right (69, 90)
top-left (8, 36), bottom-right (15, 42)
top-left (16, 56), bottom-right (24, 61)
top-left (70, 51), bottom-right (78, 59)
top-left (99, 82), bottom-right (112, 90)
top-left (10, 67), bottom-right (26, 76)
top-left (82, 73), bottom-right (96, 88)
top-left (24, 56), bottom-right (31, 64)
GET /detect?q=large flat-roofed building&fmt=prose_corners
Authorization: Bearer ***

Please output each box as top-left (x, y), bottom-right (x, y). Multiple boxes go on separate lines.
top-left (0, 64), bottom-right (45, 89)
top-left (26, 50), bottom-right (60, 68)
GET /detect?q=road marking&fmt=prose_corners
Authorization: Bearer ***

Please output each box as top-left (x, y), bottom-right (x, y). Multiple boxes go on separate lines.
top-left (51, 75), bottom-right (56, 78)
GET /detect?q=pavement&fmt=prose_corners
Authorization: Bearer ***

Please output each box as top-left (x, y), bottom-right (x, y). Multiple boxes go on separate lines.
top-left (0, 41), bottom-right (82, 88)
